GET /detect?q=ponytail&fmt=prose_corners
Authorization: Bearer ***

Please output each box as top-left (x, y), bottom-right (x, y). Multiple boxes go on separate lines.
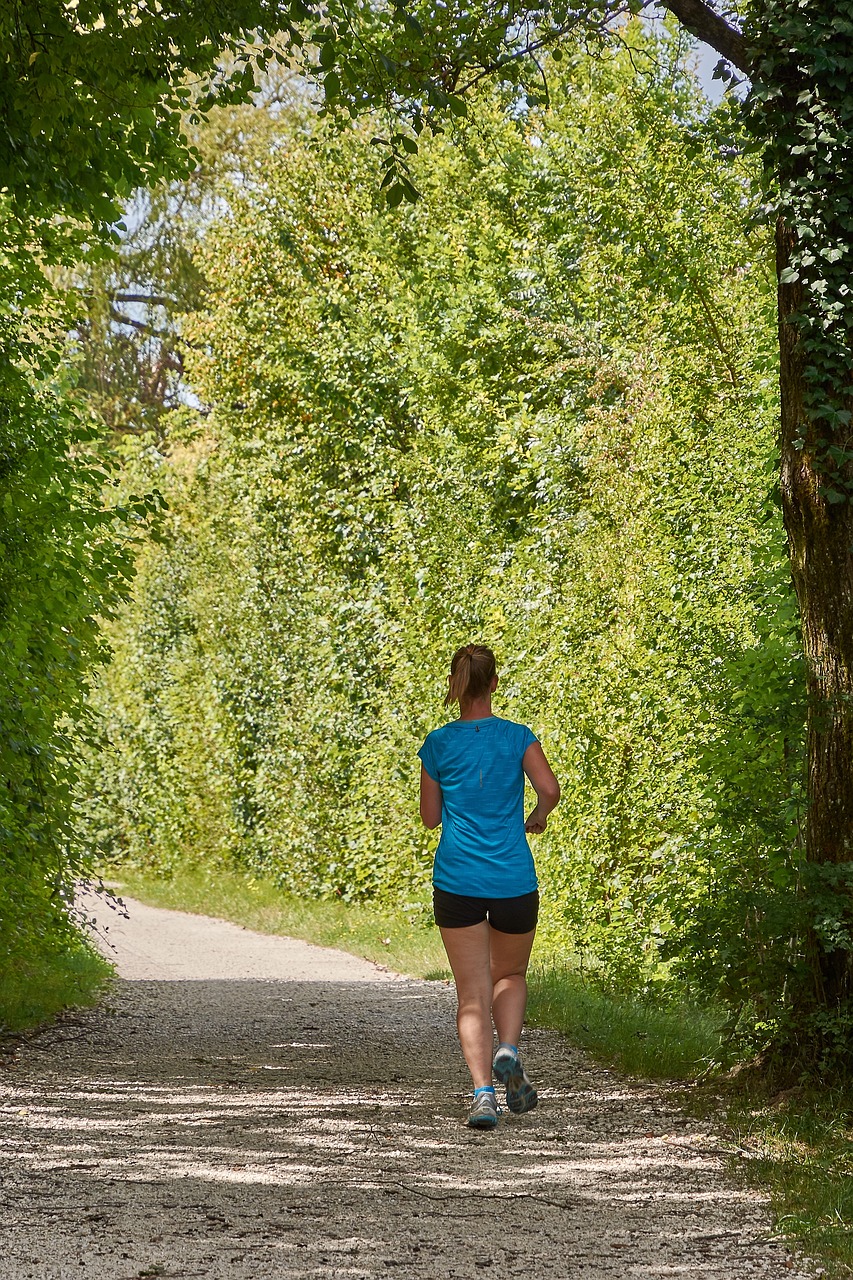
top-left (444, 644), bottom-right (497, 707)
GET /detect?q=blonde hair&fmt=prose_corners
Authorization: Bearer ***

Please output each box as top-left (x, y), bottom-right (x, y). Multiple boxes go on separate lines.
top-left (444, 644), bottom-right (497, 708)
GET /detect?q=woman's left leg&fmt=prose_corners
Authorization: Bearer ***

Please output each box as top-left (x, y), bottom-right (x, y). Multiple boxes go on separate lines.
top-left (489, 927), bottom-right (537, 1049)
top-left (490, 926), bottom-right (539, 1115)
top-left (439, 922), bottom-right (494, 1088)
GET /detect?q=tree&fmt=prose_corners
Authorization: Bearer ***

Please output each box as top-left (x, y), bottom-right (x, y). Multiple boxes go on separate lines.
top-left (1, 0), bottom-right (269, 231)
top-left (634, 0), bottom-right (853, 1064)
top-left (745, 7), bottom-right (853, 1044)
top-left (83, 54), bottom-right (801, 1064)
top-left (666, 1), bottom-right (853, 1063)
top-left (0, 0), bottom-right (272, 1017)
top-left (296, 0), bottom-right (853, 1069)
top-left (6, 0), bottom-right (853, 1069)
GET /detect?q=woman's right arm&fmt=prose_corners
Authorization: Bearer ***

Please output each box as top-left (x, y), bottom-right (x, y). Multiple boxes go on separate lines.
top-left (420, 765), bottom-right (443, 830)
top-left (522, 742), bottom-right (560, 834)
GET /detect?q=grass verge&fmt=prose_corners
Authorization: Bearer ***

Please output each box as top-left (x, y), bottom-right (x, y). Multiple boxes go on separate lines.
top-left (526, 962), bottom-right (724, 1080)
top-left (0, 939), bottom-right (112, 1039)
top-left (115, 864), bottom-right (851, 1277)
top-left (725, 1091), bottom-right (853, 1278)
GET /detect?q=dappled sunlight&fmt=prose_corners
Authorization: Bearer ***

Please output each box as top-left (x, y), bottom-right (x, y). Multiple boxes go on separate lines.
top-left (1, 1061), bottom-right (769, 1210)
top-left (1, 962), bottom-right (811, 1278)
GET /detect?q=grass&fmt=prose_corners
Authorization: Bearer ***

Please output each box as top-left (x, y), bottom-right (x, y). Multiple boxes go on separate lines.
top-left (0, 938), bottom-right (112, 1039)
top-left (526, 962), bottom-right (725, 1080)
top-left (109, 864), bottom-right (853, 1276)
top-left (725, 1089), bottom-right (853, 1278)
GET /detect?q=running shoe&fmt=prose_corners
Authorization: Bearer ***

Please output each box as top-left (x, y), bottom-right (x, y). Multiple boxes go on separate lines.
top-left (468, 1088), bottom-right (499, 1129)
top-left (493, 1044), bottom-right (538, 1114)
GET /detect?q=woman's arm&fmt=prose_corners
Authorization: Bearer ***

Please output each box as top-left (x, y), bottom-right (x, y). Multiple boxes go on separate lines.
top-left (420, 765), bottom-right (443, 829)
top-left (522, 741), bottom-right (561, 834)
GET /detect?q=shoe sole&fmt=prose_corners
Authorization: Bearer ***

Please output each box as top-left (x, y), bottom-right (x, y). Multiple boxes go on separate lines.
top-left (493, 1052), bottom-right (539, 1115)
top-left (468, 1112), bottom-right (499, 1130)
top-left (505, 1080), bottom-right (538, 1114)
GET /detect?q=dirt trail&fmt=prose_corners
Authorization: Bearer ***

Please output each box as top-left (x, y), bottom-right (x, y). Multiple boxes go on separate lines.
top-left (0, 895), bottom-right (819, 1279)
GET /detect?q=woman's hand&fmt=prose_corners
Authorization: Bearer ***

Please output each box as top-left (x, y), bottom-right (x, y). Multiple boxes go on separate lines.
top-left (522, 742), bottom-right (560, 834)
top-left (525, 807), bottom-right (548, 835)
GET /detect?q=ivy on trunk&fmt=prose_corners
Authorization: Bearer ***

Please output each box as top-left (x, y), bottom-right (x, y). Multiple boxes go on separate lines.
top-left (749, 3), bottom-right (853, 1061)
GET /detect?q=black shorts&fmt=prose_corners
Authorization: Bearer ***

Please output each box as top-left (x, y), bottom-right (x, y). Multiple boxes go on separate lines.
top-left (433, 888), bottom-right (539, 934)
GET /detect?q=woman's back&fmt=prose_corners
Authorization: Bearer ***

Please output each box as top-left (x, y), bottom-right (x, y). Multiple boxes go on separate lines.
top-left (418, 715), bottom-right (537, 896)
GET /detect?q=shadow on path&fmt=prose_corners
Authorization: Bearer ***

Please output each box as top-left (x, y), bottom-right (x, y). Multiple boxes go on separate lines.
top-left (0, 914), bottom-right (816, 1279)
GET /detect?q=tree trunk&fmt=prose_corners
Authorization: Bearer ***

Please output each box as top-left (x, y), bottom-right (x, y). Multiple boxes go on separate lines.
top-left (776, 214), bottom-right (853, 1012)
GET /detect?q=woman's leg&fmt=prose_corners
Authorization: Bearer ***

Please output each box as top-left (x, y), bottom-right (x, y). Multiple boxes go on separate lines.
top-left (489, 927), bottom-right (537, 1049)
top-left (439, 922), bottom-right (494, 1088)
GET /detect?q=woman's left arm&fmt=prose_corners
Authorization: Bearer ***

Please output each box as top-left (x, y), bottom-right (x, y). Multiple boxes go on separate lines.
top-left (419, 766), bottom-right (442, 829)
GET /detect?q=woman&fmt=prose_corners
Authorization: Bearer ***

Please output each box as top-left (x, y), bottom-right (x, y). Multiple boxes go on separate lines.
top-left (418, 644), bottom-right (560, 1130)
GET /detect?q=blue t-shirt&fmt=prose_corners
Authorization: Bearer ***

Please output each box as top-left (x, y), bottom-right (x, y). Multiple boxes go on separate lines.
top-left (418, 716), bottom-right (538, 897)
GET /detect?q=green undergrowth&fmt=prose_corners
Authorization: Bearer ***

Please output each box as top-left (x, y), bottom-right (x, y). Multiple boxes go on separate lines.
top-left (525, 964), bottom-right (725, 1081)
top-left (0, 940), bottom-right (112, 1039)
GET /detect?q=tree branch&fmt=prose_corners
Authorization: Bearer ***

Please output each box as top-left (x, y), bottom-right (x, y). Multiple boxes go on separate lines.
top-left (109, 308), bottom-right (168, 337)
top-left (108, 307), bottom-right (201, 352)
top-left (109, 292), bottom-right (178, 307)
top-left (658, 0), bottom-right (752, 77)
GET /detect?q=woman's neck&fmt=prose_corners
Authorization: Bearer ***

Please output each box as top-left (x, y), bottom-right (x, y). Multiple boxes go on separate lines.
top-left (457, 697), bottom-right (493, 722)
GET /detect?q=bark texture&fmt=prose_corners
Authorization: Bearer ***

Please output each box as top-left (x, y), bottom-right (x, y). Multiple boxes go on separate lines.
top-left (659, 0), bottom-right (752, 76)
top-left (776, 214), bottom-right (853, 1009)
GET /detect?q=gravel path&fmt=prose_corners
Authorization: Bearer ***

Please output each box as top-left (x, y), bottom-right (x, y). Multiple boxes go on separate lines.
top-left (0, 895), bottom-right (819, 1279)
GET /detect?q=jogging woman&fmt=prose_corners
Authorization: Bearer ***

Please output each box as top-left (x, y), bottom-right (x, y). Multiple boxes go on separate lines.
top-left (418, 644), bottom-right (560, 1130)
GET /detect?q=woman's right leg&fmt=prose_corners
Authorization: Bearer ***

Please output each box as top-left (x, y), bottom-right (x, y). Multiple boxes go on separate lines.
top-left (439, 922), bottom-right (494, 1089)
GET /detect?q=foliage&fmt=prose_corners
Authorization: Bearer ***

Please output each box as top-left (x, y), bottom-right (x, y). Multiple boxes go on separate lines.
top-left (1, 0), bottom-right (287, 236)
top-left (746, 2), bottom-right (853, 462)
top-left (82, 34), bottom-right (806, 1054)
top-left (0, 0), bottom-right (281, 1028)
top-left (0, 927), bottom-right (112, 1037)
top-left (0, 265), bottom-right (155, 1018)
